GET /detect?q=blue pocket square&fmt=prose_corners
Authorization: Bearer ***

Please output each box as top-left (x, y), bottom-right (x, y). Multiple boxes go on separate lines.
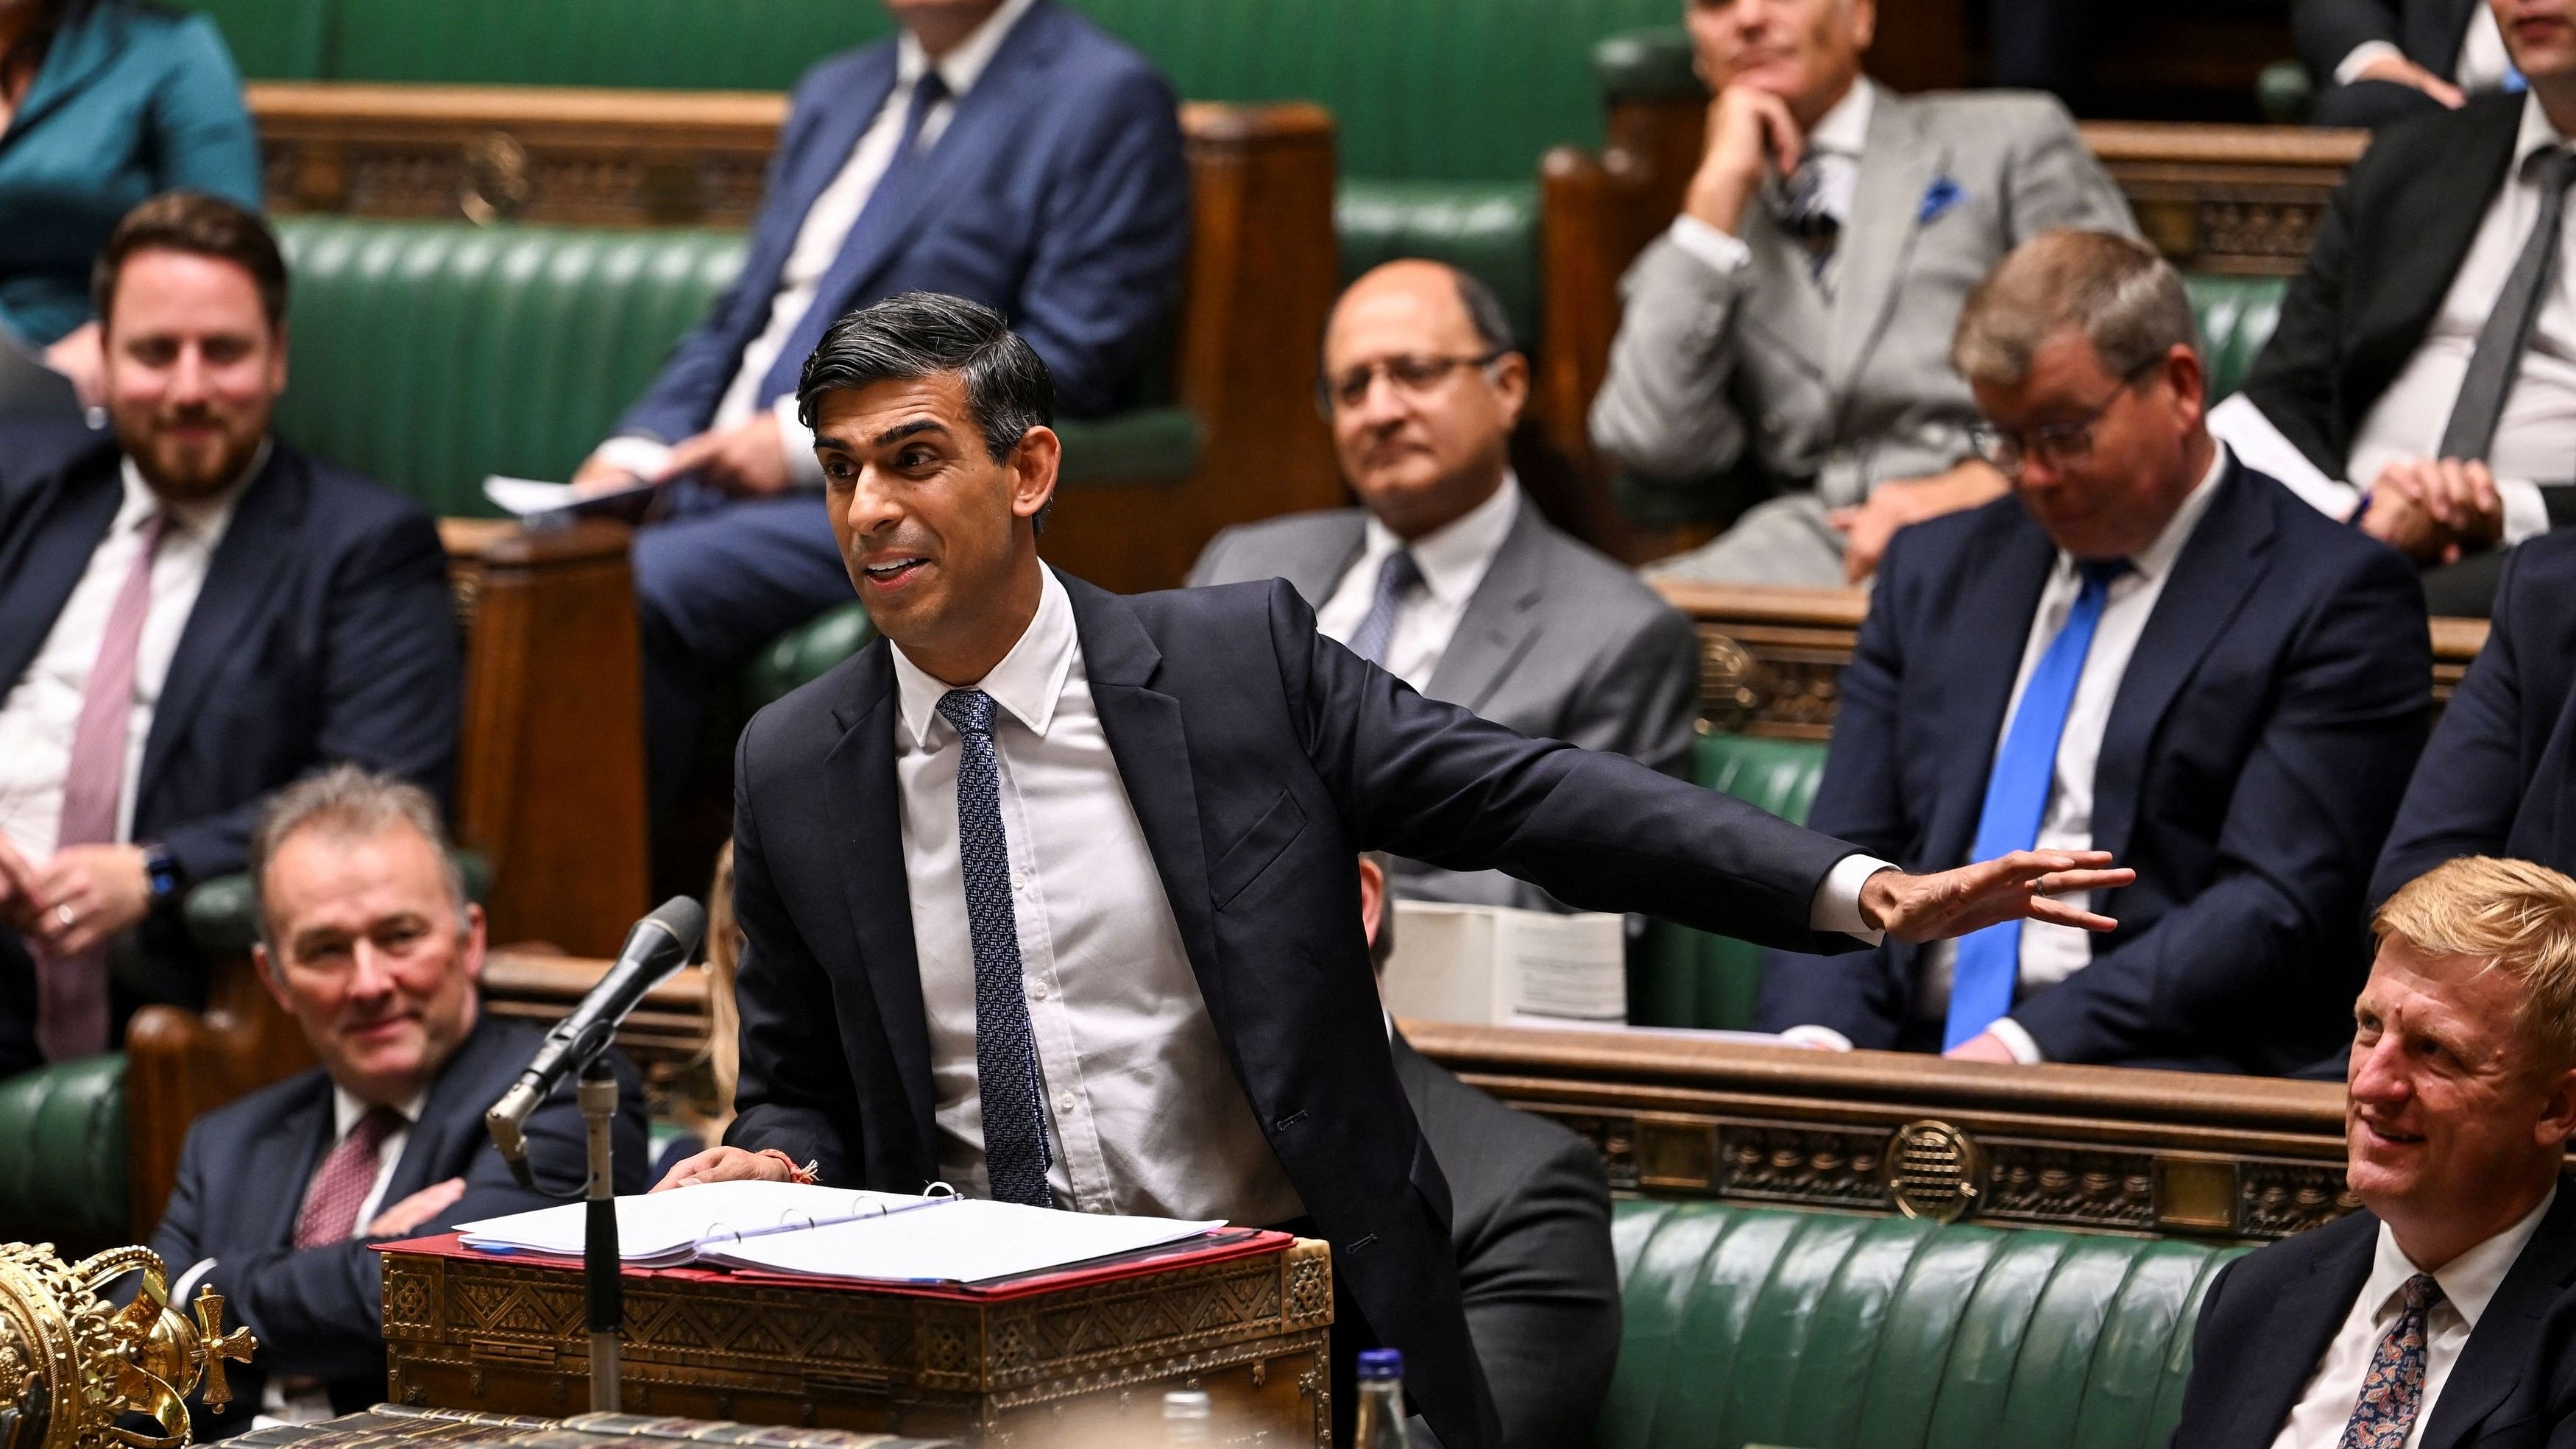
top-left (1918, 176), bottom-right (1965, 225)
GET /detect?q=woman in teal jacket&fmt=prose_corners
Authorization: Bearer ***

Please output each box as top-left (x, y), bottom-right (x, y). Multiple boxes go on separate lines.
top-left (0, 0), bottom-right (259, 399)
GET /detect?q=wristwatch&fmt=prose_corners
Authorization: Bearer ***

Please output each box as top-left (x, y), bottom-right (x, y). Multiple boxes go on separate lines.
top-left (140, 843), bottom-right (183, 903)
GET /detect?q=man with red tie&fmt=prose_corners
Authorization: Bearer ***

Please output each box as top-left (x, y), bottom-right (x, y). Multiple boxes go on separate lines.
top-left (147, 766), bottom-right (645, 1437)
top-left (0, 191), bottom-right (459, 1080)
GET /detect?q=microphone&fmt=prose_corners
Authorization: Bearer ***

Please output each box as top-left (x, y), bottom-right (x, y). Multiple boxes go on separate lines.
top-left (487, 896), bottom-right (707, 1187)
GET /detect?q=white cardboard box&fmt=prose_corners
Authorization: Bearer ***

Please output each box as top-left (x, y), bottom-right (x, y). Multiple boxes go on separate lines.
top-left (1380, 900), bottom-right (1627, 1027)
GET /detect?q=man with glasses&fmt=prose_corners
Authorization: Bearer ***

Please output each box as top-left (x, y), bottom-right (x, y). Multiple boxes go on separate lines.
top-left (1757, 230), bottom-right (2432, 1073)
top-left (1189, 260), bottom-right (1699, 910)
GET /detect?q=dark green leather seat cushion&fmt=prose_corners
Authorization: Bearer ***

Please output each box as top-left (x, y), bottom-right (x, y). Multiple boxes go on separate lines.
top-left (0, 1054), bottom-right (127, 1245)
top-left (269, 217), bottom-right (1195, 519)
top-left (1633, 734), bottom-right (1828, 1030)
top-left (1607, 1199), bottom-right (2245, 1449)
top-left (182, 851), bottom-right (492, 957)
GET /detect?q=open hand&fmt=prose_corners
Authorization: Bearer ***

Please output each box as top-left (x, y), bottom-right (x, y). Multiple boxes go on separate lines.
top-left (659, 414), bottom-right (792, 498)
top-left (366, 1177), bottom-right (467, 1238)
top-left (652, 1145), bottom-right (793, 1192)
top-left (1830, 461), bottom-right (2010, 583)
top-left (2352, 52), bottom-right (2466, 109)
top-left (1857, 849), bottom-right (2134, 945)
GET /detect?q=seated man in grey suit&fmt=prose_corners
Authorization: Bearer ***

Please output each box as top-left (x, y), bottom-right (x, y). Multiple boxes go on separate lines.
top-left (1363, 851), bottom-right (1619, 1449)
top-left (1591, 0), bottom-right (2134, 587)
top-left (1191, 259), bottom-right (1701, 909)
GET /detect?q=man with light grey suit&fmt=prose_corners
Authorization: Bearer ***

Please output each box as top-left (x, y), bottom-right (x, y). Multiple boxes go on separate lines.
top-left (1593, 0), bottom-right (2135, 587)
top-left (1192, 260), bottom-right (1700, 910)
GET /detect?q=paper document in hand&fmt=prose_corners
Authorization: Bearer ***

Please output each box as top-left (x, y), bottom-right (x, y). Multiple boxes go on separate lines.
top-left (1379, 900), bottom-right (1627, 1026)
top-left (696, 1198), bottom-right (1223, 1285)
top-left (484, 474), bottom-right (659, 519)
top-left (456, 1180), bottom-right (935, 1267)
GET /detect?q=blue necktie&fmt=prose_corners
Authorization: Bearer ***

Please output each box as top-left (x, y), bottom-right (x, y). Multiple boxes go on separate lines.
top-left (1347, 550), bottom-right (1423, 666)
top-left (754, 68), bottom-right (954, 405)
top-left (1943, 558), bottom-right (2130, 1050)
top-left (935, 687), bottom-right (1054, 1207)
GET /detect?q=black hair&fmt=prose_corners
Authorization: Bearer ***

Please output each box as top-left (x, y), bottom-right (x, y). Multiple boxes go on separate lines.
top-left (93, 189), bottom-right (291, 331)
top-left (796, 291), bottom-right (1055, 461)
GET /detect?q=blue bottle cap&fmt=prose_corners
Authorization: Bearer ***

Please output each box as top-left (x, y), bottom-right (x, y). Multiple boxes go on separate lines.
top-left (1357, 1348), bottom-right (1404, 1380)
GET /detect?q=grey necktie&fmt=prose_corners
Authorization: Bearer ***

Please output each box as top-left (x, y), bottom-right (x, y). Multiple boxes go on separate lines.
top-left (934, 688), bottom-right (1054, 1208)
top-left (1346, 549), bottom-right (1423, 667)
top-left (2438, 146), bottom-right (2576, 462)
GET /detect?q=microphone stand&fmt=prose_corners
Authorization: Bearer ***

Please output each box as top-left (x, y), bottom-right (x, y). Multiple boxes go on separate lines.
top-left (579, 1055), bottom-right (622, 1412)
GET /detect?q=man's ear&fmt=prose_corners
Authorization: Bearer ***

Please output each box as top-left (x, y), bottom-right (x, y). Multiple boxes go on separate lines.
top-left (2536, 1063), bottom-right (2576, 1151)
top-left (460, 902), bottom-right (488, 986)
top-left (1009, 425), bottom-right (1062, 525)
top-left (1490, 351), bottom-right (1531, 431)
top-left (253, 942), bottom-right (295, 1016)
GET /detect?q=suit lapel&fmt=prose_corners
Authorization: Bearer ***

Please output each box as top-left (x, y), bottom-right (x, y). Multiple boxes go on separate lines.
top-left (1061, 576), bottom-right (1226, 1011)
top-left (2421, 1180), bottom-right (2576, 1449)
top-left (822, 648), bottom-right (941, 1165)
top-left (2090, 462), bottom-right (2273, 868)
top-left (1, 2), bottom-right (117, 145)
top-left (248, 1078), bottom-right (335, 1254)
top-left (139, 447), bottom-right (305, 806)
top-left (2351, 98), bottom-right (2519, 406)
top-left (1922, 513), bottom-right (2057, 871)
top-left (1827, 93), bottom-right (1945, 397)
top-left (2221, 1220), bottom-right (2382, 1449)
top-left (1425, 500), bottom-right (1549, 714)
top-left (0, 454), bottom-right (119, 694)
top-left (383, 1015), bottom-right (506, 1201)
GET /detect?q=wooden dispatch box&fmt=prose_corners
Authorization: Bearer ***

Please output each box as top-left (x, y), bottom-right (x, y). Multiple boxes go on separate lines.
top-left (376, 1234), bottom-right (1333, 1448)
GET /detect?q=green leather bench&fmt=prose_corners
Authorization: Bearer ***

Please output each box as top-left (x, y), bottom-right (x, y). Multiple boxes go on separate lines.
top-left (1606, 1198), bottom-right (2244, 1449)
top-left (0, 1055), bottom-right (127, 1248)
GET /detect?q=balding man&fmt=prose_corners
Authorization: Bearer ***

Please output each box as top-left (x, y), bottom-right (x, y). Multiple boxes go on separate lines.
top-left (1190, 261), bottom-right (1700, 911)
top-left (2170, 855), bottom-right (2576, 1448)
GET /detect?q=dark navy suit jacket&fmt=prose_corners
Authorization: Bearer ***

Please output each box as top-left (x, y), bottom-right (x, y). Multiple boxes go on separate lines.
top-left (1755, 458), bottom-right (2430, 1072)
top-left (0, 439), bottom-right (459, 1039)
top-left (2169, 1178), bottom-right (2576, 1449)
top-left (146, 1015), bottom-right (648, 1439)
top-left (721, 570), bottom-right (1870, 1449)
top-left (614, 0), bottom-right (1186, 442)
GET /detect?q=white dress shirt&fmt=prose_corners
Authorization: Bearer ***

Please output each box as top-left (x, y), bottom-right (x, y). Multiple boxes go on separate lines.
top-left (2212, 94), bottom-right (2573, 543)
top-left (2268, 1186), bottom-right (2557, 1449)
top-left (1785, 446), bottom-right (2227, 1062)
top-left (2335, 6), bottom-right (2512, 92)
top-left (1665, 77), bottom-right (1876, 288)
top-left (595, 0), bottom-right (1038, 487)
top-left (1312, 472), bottom-right (1522, 692)
top-left (0, 450), bottom-right (257, 860)
top-left (888, 566), bottom-right (1306, 1225)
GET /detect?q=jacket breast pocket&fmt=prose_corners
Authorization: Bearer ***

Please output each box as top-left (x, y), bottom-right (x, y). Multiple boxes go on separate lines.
top-left (1209, 787), bottom-right (1308, 910)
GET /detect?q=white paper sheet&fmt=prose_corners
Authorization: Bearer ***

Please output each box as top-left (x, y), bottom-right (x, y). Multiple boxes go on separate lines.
top-left (696, 1197), bottom-right (1222, 1285)
top-left (483, 474), bottom-right (660, 518)
top-left (456, 1181), bottom-right (934, 1266)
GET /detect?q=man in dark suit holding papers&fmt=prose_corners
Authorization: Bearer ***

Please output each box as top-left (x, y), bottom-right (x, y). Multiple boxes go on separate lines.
top-left (657, 291), bottom-right (2134, 1449)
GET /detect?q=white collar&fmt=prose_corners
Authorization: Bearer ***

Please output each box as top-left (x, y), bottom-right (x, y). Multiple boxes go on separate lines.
top-left (896, 0), bottom-right (1039, 97)
top-left (116, 438), bottom-right (265, 544)
top-left (1807, 77), bottom-right (1877, 158)
top-left (330, 1083), bottom-right (428, 1142)
top-left (2054, 441), bottom-right (2227, 586)
top-left (2366, 1183), bottom-right (2558, 1333)
top-left (2514, 91), bottom-right (2575, 174)
top-left (891, 563), bottom-right (1080, 748)
top-left (1359, 471), bottom-right (1523, 609)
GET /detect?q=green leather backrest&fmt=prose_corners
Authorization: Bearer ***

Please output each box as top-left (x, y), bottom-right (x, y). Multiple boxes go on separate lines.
top-left (1337, 178), bottom-right (1542, 350)
top-left (274, 218), bottom-right (748, 517)
top-left (191, 0), bottom-right (1684, 181)
top-left (2188, 274), bottom-right (2289, 403)
top-left (1607, 1199), bottom-right (2246, 1449)
top-left (0, 1055), bottom-right (128, 1246)
top-left (1632, 734), bottom-right (1829, 1030)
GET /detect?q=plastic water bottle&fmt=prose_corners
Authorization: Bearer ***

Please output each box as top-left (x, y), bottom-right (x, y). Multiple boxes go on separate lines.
top-left (1353, 1347), bottom-right (1409, 1448)
top-left (1162, 1388), bottom-right (1214, 1445)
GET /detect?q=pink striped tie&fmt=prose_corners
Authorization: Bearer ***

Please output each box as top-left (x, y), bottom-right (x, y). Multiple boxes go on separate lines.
top-left (38, 511), bottom-right (167, 1062)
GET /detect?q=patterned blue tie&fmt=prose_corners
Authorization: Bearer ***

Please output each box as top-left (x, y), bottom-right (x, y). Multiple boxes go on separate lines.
top-left (934, 687), bottom-right (1054, 1208)
top-left (1944, 557), bottom-right (2130, 1050)
top-left (1347, 550), bottom-right (1423, 666)
top-left (2338, 1274), bottom-right (2443, 1449)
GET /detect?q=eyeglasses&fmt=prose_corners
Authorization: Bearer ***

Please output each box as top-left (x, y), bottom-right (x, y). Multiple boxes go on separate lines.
top-left (1967, 357), bottom-right (2164, 475)
top-left (1314, 350), bottom-right (1508, 415)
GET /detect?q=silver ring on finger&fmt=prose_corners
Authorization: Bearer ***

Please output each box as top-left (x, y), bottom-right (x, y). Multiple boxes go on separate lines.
top-left (54, 904), bottom-right (74, 929)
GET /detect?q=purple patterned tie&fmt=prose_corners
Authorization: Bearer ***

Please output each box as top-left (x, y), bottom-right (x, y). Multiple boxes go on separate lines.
top-left (38, 511), bottom-right (167, 1062)
top-left (2338, 1272), bottom-right (2444, 1449)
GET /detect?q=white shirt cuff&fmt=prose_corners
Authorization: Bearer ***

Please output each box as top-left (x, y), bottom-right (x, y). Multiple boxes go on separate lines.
top-left (2207, 394), bottom-right (2360, 521)
top-left (2335, 39), bottom-right (2405, 86)
top-left (1779, 1024), bottom-right (1855, 1052)
top-left (2499, 476), bottom-right (2552, 545)
top-left (1666, 214), bottom-right (1752, 275)
top-left (592, 435), bottom-right (675, 482)
top-left (1810, 853), bottom-right (1897, 944)
top-left (1986, 1017), bottom-right (2045, 1065)
top-left (773, 392), bottom-right (827, 489)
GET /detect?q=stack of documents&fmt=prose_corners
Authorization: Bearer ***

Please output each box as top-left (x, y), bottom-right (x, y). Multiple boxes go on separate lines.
top-left (1380, 899), bottom-right (1628, 1027)
top-left (455, 1180), bottom-right (1222, 1286)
